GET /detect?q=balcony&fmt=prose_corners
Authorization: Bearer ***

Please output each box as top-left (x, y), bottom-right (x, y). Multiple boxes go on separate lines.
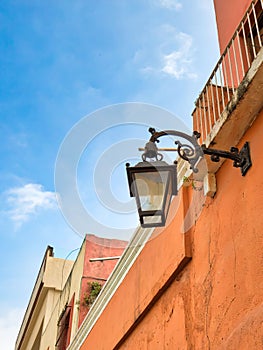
top-left (192, 0), bottom-right (263, 174)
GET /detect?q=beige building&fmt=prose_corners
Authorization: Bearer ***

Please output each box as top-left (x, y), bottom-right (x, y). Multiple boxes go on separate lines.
top-left (15, 234), bottom-right (127, 350)
top-left (15, 246), bottom-right (74, 350)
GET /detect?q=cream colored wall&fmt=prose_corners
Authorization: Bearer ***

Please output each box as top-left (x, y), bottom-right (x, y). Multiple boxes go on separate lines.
top-left (44, 256), bottom-right (74, 290)
top-left (19, 290), bottom-right (47, 350)
top-left (40, 239), bottom-right (86, 350)
top-left (39, 289), bottom-right (62, 350)
top-left (16, 256), bottom-right (74, 350)
top-left (18, 238), bottom-right (98, 349)
top-left (19, 288), bottom-right (63, 350)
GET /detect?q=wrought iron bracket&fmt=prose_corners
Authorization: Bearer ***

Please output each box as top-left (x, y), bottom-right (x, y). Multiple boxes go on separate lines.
top-left (201, 142), bottom-right (252, 176)
top-left (142, 128), bottom-right (252, 176)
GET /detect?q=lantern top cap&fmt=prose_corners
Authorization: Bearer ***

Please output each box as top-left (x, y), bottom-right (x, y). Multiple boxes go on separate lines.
top-left (126, 160), bottom-right (176, 169)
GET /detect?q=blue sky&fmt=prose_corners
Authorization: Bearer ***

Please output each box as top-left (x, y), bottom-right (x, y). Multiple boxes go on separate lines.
top-left (0, 0), bottom-right (219, 347)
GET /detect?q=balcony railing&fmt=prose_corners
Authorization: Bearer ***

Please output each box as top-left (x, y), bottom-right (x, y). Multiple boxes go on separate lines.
top-left (193, 0), bottom-right (263, 145)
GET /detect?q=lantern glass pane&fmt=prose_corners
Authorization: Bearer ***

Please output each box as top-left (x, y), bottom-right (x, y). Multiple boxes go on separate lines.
top-left (134, 171), bottom-right (169, 211)
top-left (142, 215), bottom-right (163, 225)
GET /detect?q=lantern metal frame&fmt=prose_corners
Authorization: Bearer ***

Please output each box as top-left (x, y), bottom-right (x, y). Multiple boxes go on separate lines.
top-left (126, 160), bottom-right (177, 227)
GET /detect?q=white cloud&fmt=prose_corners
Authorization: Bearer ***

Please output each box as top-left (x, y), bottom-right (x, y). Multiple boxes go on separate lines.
top-left (161, 32), bottom-right (197, 79)
top-left (5, 183), bottom-right (57, 228)
top-left (157, 0), bottom-right (182, 11)
top-left (137, 26), bottom-right (197, 80)
top-left (0, 308), bottom-right (25, 350)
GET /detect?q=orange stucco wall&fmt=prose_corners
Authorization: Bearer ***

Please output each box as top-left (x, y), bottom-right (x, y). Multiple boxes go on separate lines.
top-left (213, 0), bottom-right (251, 53)
top-left (79, 107), bottom-right (263, 349)
top-left (119, 109), bottom-right (263, 349)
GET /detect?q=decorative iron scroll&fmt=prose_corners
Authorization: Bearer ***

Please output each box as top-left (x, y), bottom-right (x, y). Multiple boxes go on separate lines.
top-left (141, 128), bottom-right (252, 176)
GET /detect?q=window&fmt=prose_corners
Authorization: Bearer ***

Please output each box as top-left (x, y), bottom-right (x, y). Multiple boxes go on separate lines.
top-left (55, 305), bottom-right (71, 350)
top-left (56, 294), bottom-right (75, 350)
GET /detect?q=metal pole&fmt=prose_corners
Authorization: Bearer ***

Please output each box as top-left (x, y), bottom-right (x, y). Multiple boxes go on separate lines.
top-left (89, 256), bottom-right (121, 262)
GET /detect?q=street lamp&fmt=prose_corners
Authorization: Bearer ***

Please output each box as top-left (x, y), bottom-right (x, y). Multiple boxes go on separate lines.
top-left (126, 127), bottom-right (252, 228)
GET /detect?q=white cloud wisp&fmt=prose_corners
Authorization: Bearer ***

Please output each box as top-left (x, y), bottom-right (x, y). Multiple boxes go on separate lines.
top-left (138, 26), bottom-right (197, 80)
top-left (157, 0), bottom-right (182, 11)
top-left (5, 183), bottom-right (57, 228)
top-left (161, 32), bottom-right (197, 79)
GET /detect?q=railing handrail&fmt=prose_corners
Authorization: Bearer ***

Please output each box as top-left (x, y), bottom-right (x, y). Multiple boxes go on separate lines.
top-left (192, 0), bottom-right (263, 145)
top-left (194, 0), bottom-right (261, 105)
